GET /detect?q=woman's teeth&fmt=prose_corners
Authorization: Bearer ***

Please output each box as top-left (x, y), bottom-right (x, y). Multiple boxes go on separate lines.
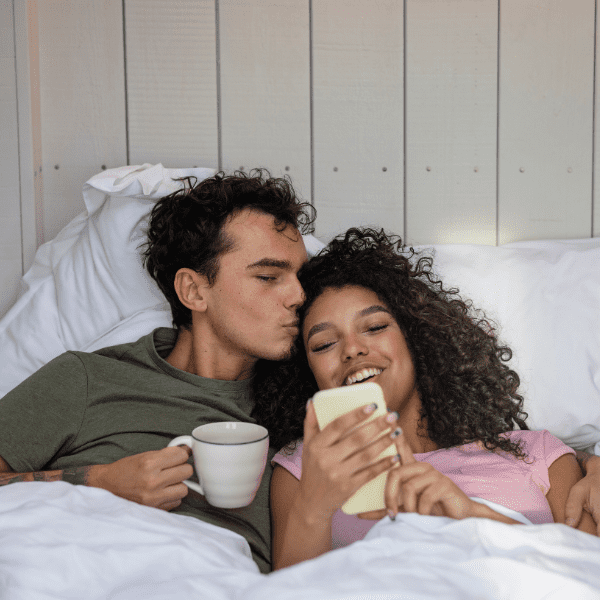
top-left (345, 368), bottom-right (382, 386)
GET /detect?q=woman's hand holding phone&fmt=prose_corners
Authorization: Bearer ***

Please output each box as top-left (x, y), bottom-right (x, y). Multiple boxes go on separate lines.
top-left (358, 432), bottom-right (477, 521)
top-left (299, 396), bottom-right (400, 523)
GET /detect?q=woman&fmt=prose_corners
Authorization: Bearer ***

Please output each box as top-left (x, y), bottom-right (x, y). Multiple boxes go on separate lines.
top-left (268, 228), bottom-right (596, 570)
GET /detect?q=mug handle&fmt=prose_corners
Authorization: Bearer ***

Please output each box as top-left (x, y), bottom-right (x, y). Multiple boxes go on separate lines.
top-left (167, 435), bottom-right (204, 495)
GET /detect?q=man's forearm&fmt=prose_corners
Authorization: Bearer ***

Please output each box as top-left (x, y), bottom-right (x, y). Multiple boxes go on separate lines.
top-left (0, 466), bottom-right (92, 486)
top-left (575, 450), bottom-right (600, 476)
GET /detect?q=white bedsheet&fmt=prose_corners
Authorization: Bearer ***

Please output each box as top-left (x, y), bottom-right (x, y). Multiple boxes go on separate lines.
top-left (1, 482), bottom-right (599, 600)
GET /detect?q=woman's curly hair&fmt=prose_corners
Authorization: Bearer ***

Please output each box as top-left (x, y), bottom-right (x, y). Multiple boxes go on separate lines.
top-left (253, 227), bottom-right (529, 457)
top-left (142, 169), bottom-right (315, 329)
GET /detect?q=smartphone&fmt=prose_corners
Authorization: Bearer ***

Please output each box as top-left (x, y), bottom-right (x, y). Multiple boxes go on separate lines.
top-left (311, 382), bottom-right (396, 515)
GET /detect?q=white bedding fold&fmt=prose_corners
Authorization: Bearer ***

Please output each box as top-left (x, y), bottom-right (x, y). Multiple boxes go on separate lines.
top-left (1, 482), bottom-right (599, 600)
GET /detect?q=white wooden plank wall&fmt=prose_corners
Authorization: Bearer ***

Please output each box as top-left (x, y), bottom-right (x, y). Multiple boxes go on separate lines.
top-left (220, 0), bottom-right (311, 197)
top-left (125, 0), bottom-right (219, 168)
top-left (36, 0), bottom-right (127, 243)
top-left (498, 0), bottom-right (595, 244)
top-left (0, 0), bottom-right (22, 316)
top-left (3, 0), bottom-right (600, 318)
top-left (405, 0), bottom-right (498, 245)
top-left (595, 0), bottom-right (600, 237)
top-left (313, 0), bottom-right (404, 242)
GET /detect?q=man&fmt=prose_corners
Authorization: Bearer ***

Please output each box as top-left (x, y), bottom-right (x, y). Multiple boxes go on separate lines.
top-left (0, 169), bottom-right (314, 573)
top-left (1, 169), bottom-right (599, 573)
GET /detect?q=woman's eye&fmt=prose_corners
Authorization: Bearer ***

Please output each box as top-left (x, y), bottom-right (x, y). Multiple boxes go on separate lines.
top-left (311, 341), bottom-right (334, 353)
top-left (366, 323), bottom-right (389, 334)
top-left (257, 275), bottom-right (276, 282)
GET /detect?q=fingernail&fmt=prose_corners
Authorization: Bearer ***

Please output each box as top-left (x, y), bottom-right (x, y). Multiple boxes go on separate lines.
top-left (364, 402), bottom-right (378, 414)
top-left (565, 517), bottom-right (576, 527)
top-left (387, 509), bottom-right (396, 521)
top-left (306, 399), bottom-right (312, 410)
top-left (390, 426), bottom-right (403, 439)
top-left (386, 411), bottom-right (399, 423)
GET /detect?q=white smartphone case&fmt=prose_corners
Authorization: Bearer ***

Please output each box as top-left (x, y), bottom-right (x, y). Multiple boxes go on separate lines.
top-left (311, 382), bottom-right (396, 515)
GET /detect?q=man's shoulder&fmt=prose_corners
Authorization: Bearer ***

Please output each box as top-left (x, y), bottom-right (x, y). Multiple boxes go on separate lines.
top-left (81, 327), bottom-right (176, 361)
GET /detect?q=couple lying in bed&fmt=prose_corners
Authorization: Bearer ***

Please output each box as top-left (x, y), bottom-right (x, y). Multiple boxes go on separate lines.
top-left (0, 170), bottom-right (598, 574)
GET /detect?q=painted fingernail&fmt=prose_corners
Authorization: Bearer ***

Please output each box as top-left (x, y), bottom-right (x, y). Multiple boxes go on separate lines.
top-left (364, 402), bottom-right (378, 414)
top-left (386, 411), bottom-right (399, 423)
top-left (387, 509), bottom-right (396, 521)
top-left (390, 426), bottom-right (403, 439)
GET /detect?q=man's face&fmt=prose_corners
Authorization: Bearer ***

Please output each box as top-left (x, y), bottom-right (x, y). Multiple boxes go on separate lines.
top-left (200, 209), bottom-right (307, 370)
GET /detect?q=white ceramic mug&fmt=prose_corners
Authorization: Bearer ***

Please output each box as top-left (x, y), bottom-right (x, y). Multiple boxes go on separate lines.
top-left (168, 422), bottom-right (269, 509)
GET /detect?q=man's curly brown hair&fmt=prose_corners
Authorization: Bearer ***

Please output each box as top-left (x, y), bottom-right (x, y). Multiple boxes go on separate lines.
top-left (253, 227), bottom-right (529, 457)
top-left (143, 169), bottom-right (315, 329)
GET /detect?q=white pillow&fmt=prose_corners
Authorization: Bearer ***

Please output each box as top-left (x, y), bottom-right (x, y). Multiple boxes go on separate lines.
top-left (0, 164), bottom-right (324, 398)
top-left (415, 238), bottom-right (600, 453)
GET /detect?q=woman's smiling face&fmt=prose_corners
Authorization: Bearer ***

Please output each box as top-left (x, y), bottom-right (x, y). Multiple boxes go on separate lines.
top-left (303, 285), bottom-right (422, 417)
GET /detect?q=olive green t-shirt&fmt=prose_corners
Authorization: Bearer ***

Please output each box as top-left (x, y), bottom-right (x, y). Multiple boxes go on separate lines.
top-left (0, 328), bottom-right (274, 573)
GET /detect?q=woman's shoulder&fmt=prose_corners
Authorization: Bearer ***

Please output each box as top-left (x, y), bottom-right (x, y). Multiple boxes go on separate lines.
top-left (502, 429), bottom-right (575, 459)
top-left (272, 440), bottom-right (304, 479)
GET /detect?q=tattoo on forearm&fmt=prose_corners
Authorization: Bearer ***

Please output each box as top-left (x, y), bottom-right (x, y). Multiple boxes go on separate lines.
top-left (0, 466), bottom-right (91, 486)
top-left (61, 466), bottom-right (90, 486)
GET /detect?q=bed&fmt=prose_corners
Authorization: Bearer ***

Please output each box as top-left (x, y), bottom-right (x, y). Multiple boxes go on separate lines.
top-left (1, 164), bottom-right (599, 599)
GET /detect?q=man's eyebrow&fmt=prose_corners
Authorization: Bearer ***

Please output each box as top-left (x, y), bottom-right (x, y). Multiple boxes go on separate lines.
top-left (246, 258), bottom-right (293, 270)
top-left (306, 305), bottom-right (391, 342)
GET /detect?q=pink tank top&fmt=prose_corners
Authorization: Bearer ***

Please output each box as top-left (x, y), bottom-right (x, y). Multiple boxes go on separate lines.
top-left (272, 430), bottom-right (574, 549)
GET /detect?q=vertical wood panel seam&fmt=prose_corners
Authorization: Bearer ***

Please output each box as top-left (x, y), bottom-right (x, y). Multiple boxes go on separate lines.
top-left (403, 0), bottom-right (407, 243)
top-left (496, 0), bottom-right (501, 246)
top-left (12, 0), bottom-right (25, 274)
top-left (309, 0), bottom-right (314, 208)
top-left (215, 0), bottom-right (222, 172)
top-left (122, 0), bottom-right (130, 166)
top-left (593, 0), bottom-right (598, 236)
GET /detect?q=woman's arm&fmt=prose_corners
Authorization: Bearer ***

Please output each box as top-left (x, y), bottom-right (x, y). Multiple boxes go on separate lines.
top-left (546, 453), bottom-right (597, 535)
top-left (270, 465), bottom-right (333, 569)
top-left (270, 401), bottom-right (400, 570)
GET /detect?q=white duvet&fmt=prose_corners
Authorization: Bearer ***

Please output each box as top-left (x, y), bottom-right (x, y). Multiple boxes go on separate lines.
top-left (1, 482), bottom-right (599, 600)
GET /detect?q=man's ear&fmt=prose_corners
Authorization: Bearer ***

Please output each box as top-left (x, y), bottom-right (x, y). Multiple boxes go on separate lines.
top-left (173, 268), bottom-right (209, 313)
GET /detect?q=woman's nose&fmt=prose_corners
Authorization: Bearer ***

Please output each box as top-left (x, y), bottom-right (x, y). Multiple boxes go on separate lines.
top-left (342, 334), bottom-right (368, 360)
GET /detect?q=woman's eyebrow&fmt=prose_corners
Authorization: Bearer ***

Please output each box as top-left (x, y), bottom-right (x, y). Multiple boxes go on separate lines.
top-left (306, 322), bottom-right (332, 342)
top-left (306, 305), bottom-right (390, 342)
top-left (359, 305), bottom-right (390, 318)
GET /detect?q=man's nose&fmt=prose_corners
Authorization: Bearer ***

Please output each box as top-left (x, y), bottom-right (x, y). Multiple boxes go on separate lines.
top-left (285, 278), bottom-right (305, 309)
